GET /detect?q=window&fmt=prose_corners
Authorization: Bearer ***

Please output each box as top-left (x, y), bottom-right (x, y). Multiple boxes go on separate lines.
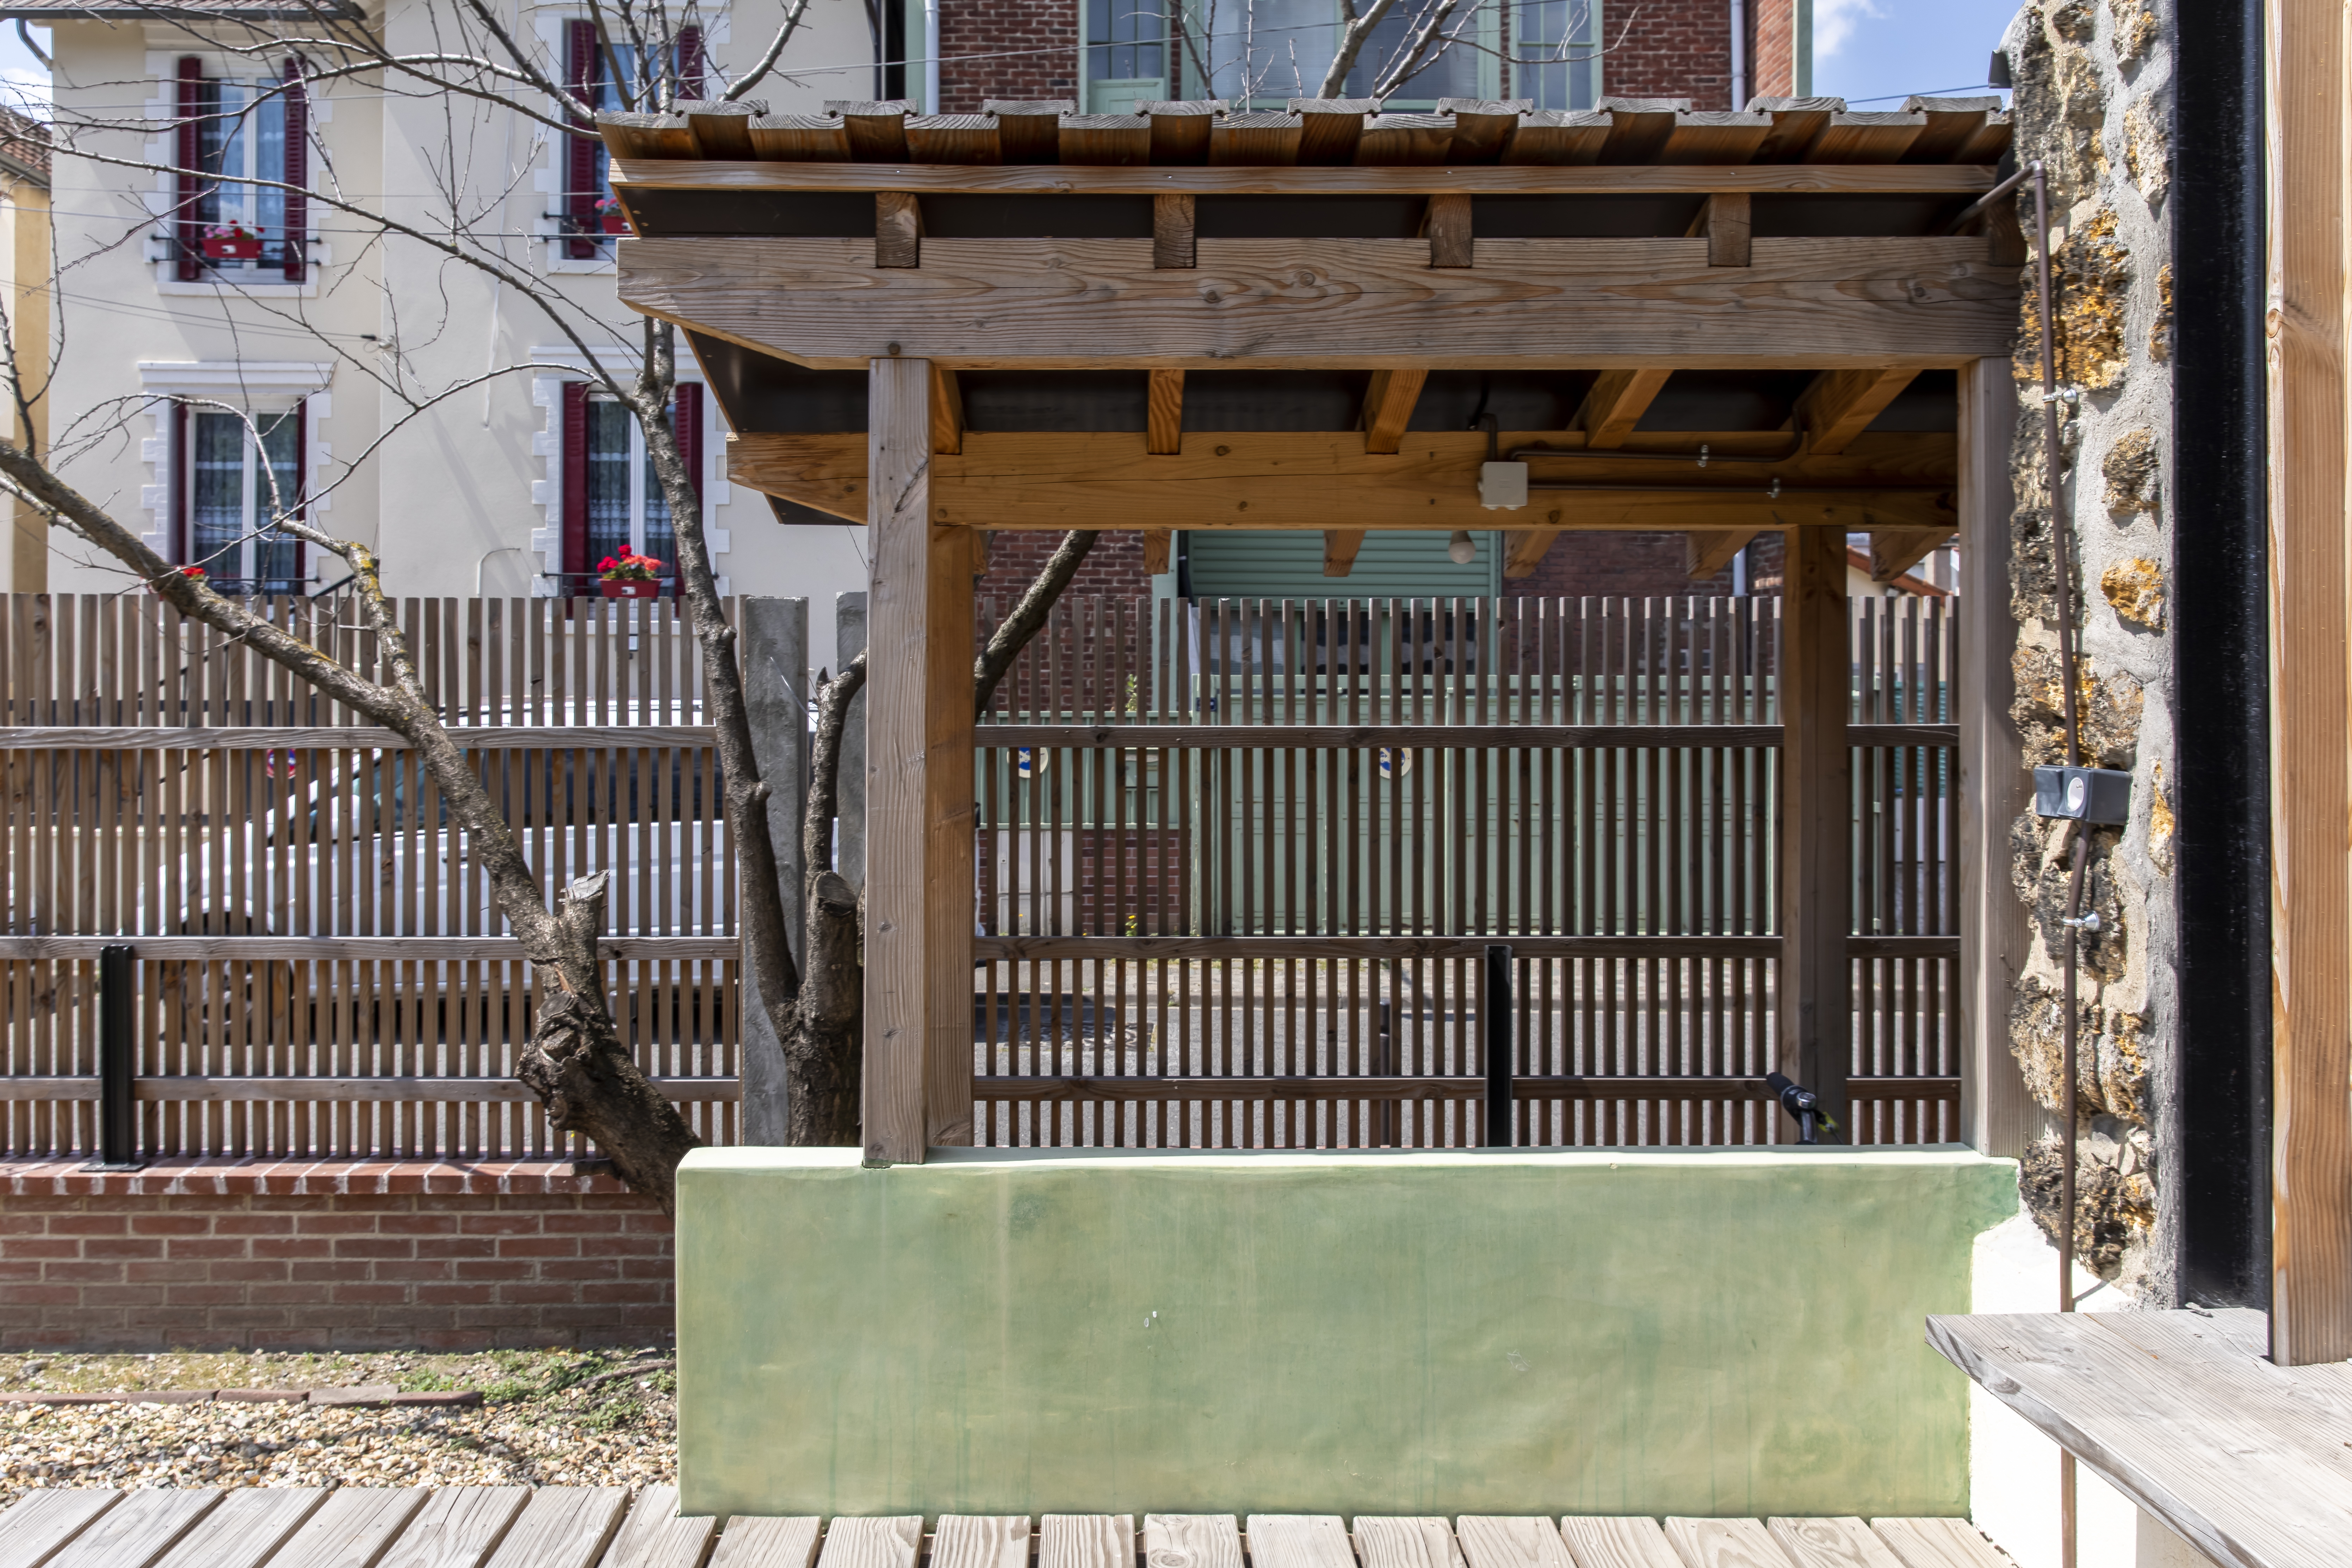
top-left (562, 23), bottom-right (703, 261)
top-left (173, 405), bottom-right (305, 594)
top-left (1084, 0), bottom-right (1169, 112)
top-left (174, 57), bottom-right (307, 284)
top-left (559, 383), bottom-right (701, 593)
top-left (1181, 0), bottom-right (1490, 107)
top-left (1515, 0), bottom-right (1601, 111)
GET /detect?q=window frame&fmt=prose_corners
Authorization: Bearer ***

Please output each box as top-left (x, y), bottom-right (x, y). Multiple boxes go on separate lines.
top-left (558, 21), bottom-right (704, 265)
top-left (1171, 0), bottom-right (1500, 109)
top-left (171, 55), bottom-right (310, 286)
top-left (557, 380), bottom-right (702, 596)
top-left (172, 399), bottom-right (309, 595)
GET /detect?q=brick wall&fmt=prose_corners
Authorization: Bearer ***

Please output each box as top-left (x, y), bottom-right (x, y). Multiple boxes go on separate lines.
top-left (978, 530), bottom-right (1152, 601)
top-left (1503, 531), bottom-right (1786, 598)
top-left (1751, 0), bottom-right (1799, 97)
top-left (0, 1161), bottom-right (671, 1352)
top-left (939, 1), bottom-right (1079, 110)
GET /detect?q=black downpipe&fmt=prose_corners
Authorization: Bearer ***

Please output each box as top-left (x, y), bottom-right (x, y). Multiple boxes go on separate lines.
top-left (2169, 0), bottom-right (2270, 1308)
top-left (97, 945), bottom-right (140, 1170)
top-left (1484, 944), bottom-right (1514, 1146)
top-left (883, 0), bottom-right (908, 103)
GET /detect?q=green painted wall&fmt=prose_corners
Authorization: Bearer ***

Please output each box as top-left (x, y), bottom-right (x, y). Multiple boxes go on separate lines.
top-left (677, 1146), bottom-right (2015, 1521)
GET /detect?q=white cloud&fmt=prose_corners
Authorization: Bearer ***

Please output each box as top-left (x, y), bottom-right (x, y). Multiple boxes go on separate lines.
top-left (1816, 0), bottom-right (1886, 59)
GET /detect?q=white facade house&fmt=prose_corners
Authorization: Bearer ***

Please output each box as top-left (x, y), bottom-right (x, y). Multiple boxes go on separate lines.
top-left (20, 0), bottom-right (875, 651)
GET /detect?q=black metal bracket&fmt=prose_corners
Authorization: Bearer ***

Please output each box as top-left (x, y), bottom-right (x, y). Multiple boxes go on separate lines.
top-left (1484, 943), bottom-right (1514, 1147)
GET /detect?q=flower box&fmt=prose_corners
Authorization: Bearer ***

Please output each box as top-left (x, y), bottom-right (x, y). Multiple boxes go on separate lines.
top-left (601, 213), bottom-right (630, 235)
top-left (601, 579), bottom-right (660, 599)
top-left (203, 234), bottom-right (262, 260)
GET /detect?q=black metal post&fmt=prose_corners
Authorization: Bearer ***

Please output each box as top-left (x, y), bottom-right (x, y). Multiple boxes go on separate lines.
top-left (98, 944), bottom-right (140, 1169)
top-left (1484, 944), bottom-right (1514, 1147)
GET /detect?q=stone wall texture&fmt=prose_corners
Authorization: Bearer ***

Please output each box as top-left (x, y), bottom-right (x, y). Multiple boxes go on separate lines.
top-left (2001, 0), bottom-right (2175, 1295)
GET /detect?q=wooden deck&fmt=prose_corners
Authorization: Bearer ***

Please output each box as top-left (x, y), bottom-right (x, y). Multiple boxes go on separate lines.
top-left (0, 1488), bottom-right (2013, 1568)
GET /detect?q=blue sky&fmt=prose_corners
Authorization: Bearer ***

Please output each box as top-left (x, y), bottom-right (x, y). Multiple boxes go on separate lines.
top-left (1810, 0), bottom-right (2025, 105)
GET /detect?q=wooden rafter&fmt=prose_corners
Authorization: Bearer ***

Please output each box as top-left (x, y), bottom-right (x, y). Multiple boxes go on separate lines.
top-left (622, 237), bottom-right (2019, 371)
top-left (728, 430), bottom-right (1960, 534)
top-left (930, 366), bottom-right (964, 454)
top-left (1870, 528), bottom-right (1953, 584)
top-left (1574, 370), bottom-right (1674, 450)
top-left (1143, 531), bottom-right (1171, 574)
top-left (1502, 531), bottom-right (1561, 579)
top-left (1686, 528), bottom-right (1761, 578)
top-left (1324, 530), bottom-right (1367, 577)
top-left (1361, 370), bottom-right (1428, 454)
top-left (1794, 367), bottom-right (1918, 454)
top-left (1688, 192), bottom-right (1752, 267)
top-left (614, 160), bottom-right (2001, 198)
top-left (1147, 371), bottom-right (1184, 455)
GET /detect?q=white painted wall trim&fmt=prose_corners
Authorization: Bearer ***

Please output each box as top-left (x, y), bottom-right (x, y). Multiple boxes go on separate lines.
top-left (136, 362), bottom-right (335, 580)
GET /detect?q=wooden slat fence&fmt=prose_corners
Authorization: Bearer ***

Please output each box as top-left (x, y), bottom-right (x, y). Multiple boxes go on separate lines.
top-left (971, 593), bottom-right (1956, 1151)
top-left (0, 594), bottom-right (737, 1159)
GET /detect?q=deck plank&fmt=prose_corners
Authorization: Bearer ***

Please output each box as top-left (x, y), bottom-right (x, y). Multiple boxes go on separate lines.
top-left (1661, 1519), bottom-right (1796, 1568)
top-left (1763, 1521), bottom-right (1902, 1568)
top-left (43, 1490), bottom-right (219, 1568)
top-left (1454, 1519), bottom-right (1573, 1568)
top-left (709, 1518), bottom-right (823, 1568)
top-left (1556, 1519), bottom-right (1683, 1568)
top-left (478, 1489), bottom-right (628, 1568)
top-left (1862, 1521), bottom-right (2010, 1568)
top-left (0, 1491), bottom-right (122, 1568)
top-left (1143, 1515), bottom-right (1242, 1568)
top-left (1246, 1517), bottom-right (1356, 1568)
top-left (1040, 1515), bottom-right (1133, 1568)
top-left (267, 1489), bottom-right (432, 1568)
top-left (599, 1486), bottom-right (717, 1568)
top-left (813, 1517), bottom-right (924, 1568)
top-left (373, 1488), bottom-right (532, 1568)
top-left (1354, 1519), bottom-right (1463, 1568)
top-left (151, 1489), bottom-right (331, 1568)
top-left (933, 1516), bottom-right (1033, 1568)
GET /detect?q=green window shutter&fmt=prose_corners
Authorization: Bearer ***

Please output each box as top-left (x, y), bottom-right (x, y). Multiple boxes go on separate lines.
top-left (1187, 530), bottom-right (1500, 600)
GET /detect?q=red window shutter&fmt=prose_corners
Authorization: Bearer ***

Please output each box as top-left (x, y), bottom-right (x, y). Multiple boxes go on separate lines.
top-left (678, 26), bottom-right (706, 98)
top-left (672, 382), bottom-right (701, 508)
top-left (561, 382), bottom-right (590, 584)
top-left (281, 58), bottom-right (307, 283)
top-left (169, 399), bottom-right (189, 562)
top-left (565, 21), bottom-right (601, 260)
top-left (175, 58), bottom-right (203, 283)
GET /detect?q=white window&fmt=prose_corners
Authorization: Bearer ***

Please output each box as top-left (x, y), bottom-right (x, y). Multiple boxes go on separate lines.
top-left (1085, 0), bottom-right (1169, 112)
top-left (1181, 0), bottom-right (1494, 107)
top-left (583, 393), bottom-right (678, 569)
top-left (183, 406), bottom-right (305, 593)
top-left (1517, 1), bottom-right (1602, 111)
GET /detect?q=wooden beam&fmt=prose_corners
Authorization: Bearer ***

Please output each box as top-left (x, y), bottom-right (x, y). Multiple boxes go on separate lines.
top-left (1954, 357), bottom-right (2035, 1157)
top-left (1688, 192), bottom-right (1752, 267)
top-left (970, 722), bottom-right (1951, 749)
top-left (1684, 528), bottom-right (1760, 577)
top-left (1779, 525), bottom-right (1851, 1136)
top-left (1360, 369), bottom-right (1428, 454)
top-left (930, 366), bottom-right (964, 454)
top-left (1147, 370), bottom-right (1184, 454)
top-left (615, 159), bottom-right (2002, 198)
top-left (2269, 0), bottom-right (2352, 1364)
top-left (730, 430), bottom-right (1962, 533)
top-left (875, 192), bottom-right (921, 269)
top-left (862, 356), bottom-right (973, 1165)
top-left (621, 237), bottom-right (2022, 371)
top-left (727, 430), bottom-right (1962, 533)
top-left (1870, 527), bottom-right (1953, 584)
top-left (1323, 530), bottom-right (1366, 576)
top-left (1794, 367), bottom-right (1917, 454)
top-left (1573, 369), bottom-right (1674, 449)
top-left (1153, 193), bottom-right (1195, 269)
top-left (1503, 530), bottom-right (1559, 579)
top-left (1142, 530), bottom-right (1171, 574)
top-left (1422, 194), bottom-right (1473, 267)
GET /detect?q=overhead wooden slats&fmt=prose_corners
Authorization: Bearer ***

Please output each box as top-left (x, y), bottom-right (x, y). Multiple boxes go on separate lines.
top-left (985, 99), bottom-right (1075, 162)
top-left (1596, 97), bottom-right (1686, 163)
top-left (612, 160), bottom-right (1999, 195)
top-left (681, 100), bottom-right (762, 160)
top-left (905, 114), bottom-right (1002, 165)
top-left (1293, 98), bottom-right (1376, 165)
top-left (1807, 111), bottom-right (1926, 165)
top-left (1658, 110), bottom-right (1771, 165)
top-left (1434, 98), bottom-right (1527, 164)
top-left (1060, 114), bottom-right (1151, 166)
top-left (827, 99), bottom-right (914, 161)
top-left (1143, 100), bottom-right (1223, 164)
top-left (1500, 109), bottom-right (1610, 166)
top-left (747, 114), bottom-right (850, 161)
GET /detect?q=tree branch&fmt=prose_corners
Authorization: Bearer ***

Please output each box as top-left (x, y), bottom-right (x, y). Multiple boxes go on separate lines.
top-left (974, 531), bottom-right (1096, 717)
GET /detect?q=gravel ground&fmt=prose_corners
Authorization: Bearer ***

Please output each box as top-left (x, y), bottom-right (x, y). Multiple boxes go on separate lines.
top-left (0, 1350), bottom-right (675, 1505)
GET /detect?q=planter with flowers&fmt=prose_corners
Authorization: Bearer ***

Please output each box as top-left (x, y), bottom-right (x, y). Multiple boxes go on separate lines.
top-left (595, 196), bottom-right (629, 236)
top-left (202, 224), bottom-right (263, 260)
top-left (599, 551), bottom-right (665, 598)
top-left (153, 564), bottom-right (208, 596)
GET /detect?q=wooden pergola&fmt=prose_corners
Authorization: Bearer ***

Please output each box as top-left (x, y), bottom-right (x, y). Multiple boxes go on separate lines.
top-left (604, 92), bottom-right (2024, 1165)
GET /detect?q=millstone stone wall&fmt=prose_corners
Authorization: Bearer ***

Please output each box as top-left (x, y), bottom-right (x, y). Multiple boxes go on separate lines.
top-left (2000, 0), bottom-right (2175, 1296)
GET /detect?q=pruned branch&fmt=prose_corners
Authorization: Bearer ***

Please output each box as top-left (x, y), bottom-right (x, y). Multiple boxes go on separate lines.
top-left (974, 530), bottom-right (1097, 716)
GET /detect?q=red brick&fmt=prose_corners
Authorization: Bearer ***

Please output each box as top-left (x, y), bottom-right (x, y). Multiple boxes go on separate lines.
top-left (205, 1260), bottom-right (290, 1284)
top-left (459, 1213), bottom-right (546, 1235)
top-left (45, 1215), bottom-right (127, 1236)
top-left (82, 1237), bottom-right (167, 1260)
top-left (331, 1238), bottom-right (416, 1260)
top-left (44, 1261), bottom-right (125, 1284)
top-left (129, 1214), bottom-right (214, 1236)
top-left (165, 1238), bottom-right (255, 1261)
top-left (494, 1237), bottom-right (579, 1259)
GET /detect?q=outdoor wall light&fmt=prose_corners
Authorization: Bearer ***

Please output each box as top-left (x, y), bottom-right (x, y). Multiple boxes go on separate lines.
top-left (1447, 529), bottom-right (1477, 564)
top-left (2034, 764), bottom-right (2132, 825)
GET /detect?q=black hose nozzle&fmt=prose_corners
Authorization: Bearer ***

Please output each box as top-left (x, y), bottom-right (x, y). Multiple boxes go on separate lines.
top-left (1765, 1071), bottom-right (1840, 1145)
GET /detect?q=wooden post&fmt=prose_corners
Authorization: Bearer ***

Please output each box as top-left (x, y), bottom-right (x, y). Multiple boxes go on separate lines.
top-left (1779, 524), bottom-right (1851, 1135)
top-left (862, 357), bottom-right (975, 1163)
top-left (1955, 359), bottom-right (2036, 1156)
top-left (2267, 0), bottom-right (2352, 1363)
